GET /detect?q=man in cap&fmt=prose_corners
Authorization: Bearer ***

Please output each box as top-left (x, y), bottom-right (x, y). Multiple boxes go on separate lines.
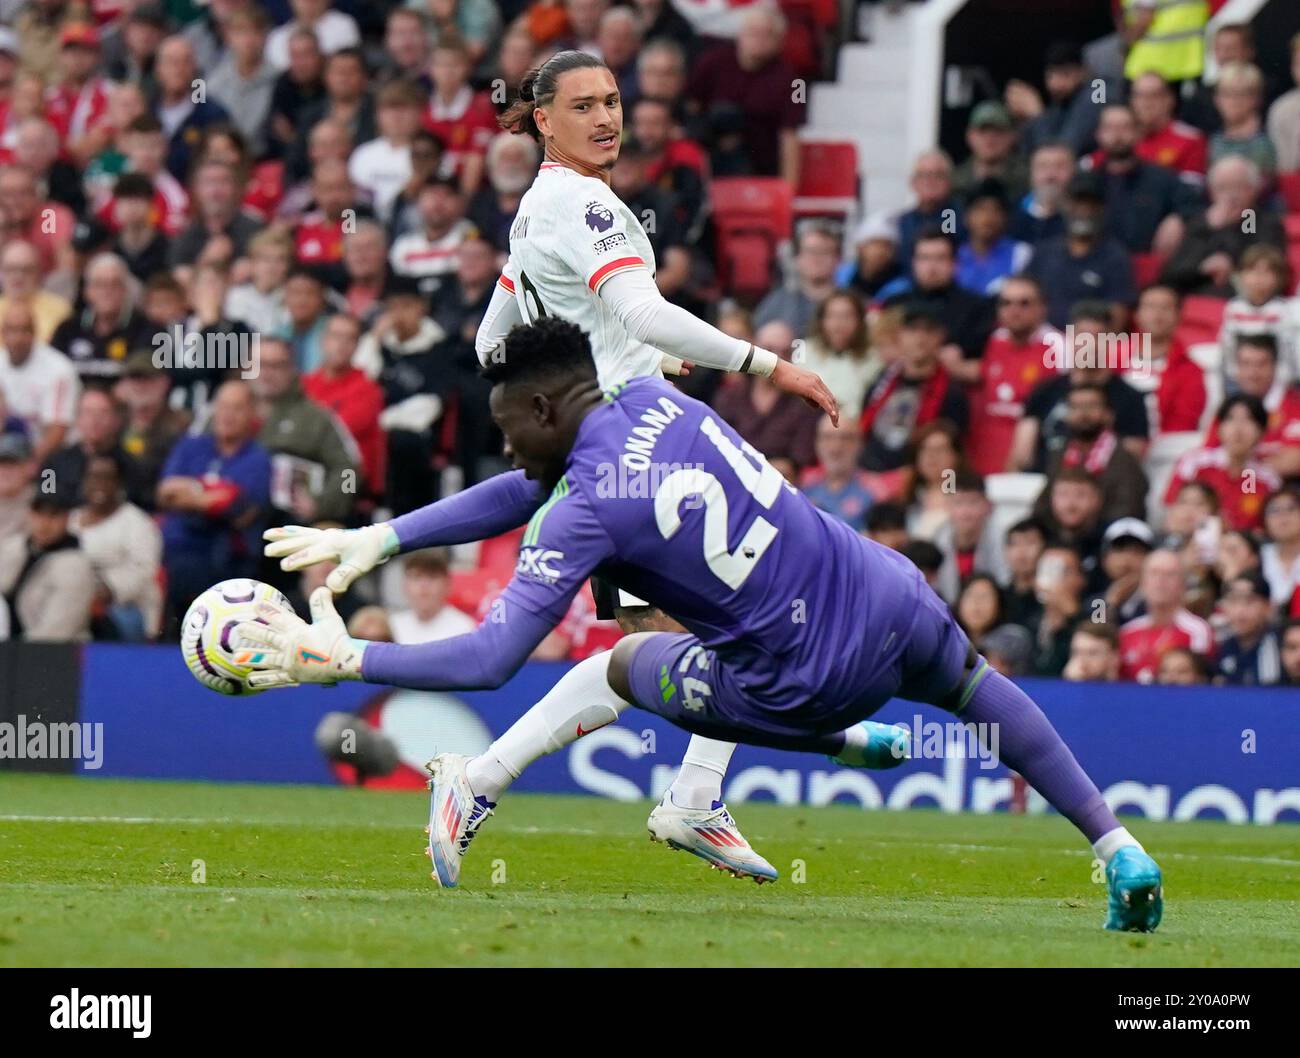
top-left (954, 101), bottom-right (1028, 203)
top-left (0, 486), bottom-right (96, 641)
top-left (1084, 516), bottom-right (1156, 627)
top-left (1024, 171), bottom-right (1136, 328)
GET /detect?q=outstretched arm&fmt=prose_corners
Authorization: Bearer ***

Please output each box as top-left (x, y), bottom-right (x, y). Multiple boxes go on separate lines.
top-left (265, 470), bottom-right (545, 591)
top-left (599, 268), bottom-right (839, 423)
top-left (388, 469), bottom-right (544, 550)
top-left (244, 485), bottom-right (616, 689)
top-left (362, 597), bottom-right (555, 690)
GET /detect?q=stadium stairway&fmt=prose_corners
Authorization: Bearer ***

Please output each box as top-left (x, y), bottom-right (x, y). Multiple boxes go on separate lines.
top-left (806, 3), bottom-right (918, 216)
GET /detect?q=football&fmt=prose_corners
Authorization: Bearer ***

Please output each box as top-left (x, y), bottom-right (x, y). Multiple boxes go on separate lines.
top-left (180, 579), bottom-right (296, 696)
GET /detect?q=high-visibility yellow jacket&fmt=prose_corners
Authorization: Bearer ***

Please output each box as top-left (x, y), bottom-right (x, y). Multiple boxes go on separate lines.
top-left (1124, 0), bottom-right (1209, 83)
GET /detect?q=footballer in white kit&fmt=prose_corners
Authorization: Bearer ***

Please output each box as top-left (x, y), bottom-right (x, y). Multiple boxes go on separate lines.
top-left (495, 161), bottom-right (664, 388)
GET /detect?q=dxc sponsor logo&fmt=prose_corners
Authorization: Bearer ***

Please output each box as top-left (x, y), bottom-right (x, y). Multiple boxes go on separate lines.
top-left (516, 546), bottom-right (564, 583)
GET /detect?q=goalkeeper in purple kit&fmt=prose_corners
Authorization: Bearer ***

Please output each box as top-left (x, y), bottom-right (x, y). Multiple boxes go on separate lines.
top-left (237, 318), bottom-right (1163, 931)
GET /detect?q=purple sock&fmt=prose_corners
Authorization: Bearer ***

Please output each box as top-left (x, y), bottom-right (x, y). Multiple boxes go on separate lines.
top-left (956, 666), bottom-right (1120, 843)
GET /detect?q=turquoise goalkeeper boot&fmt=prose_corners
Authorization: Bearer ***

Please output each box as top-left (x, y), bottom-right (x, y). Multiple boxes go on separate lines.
top-left (1105, 846), bottom-right (1164, 932)
top-left (829, 721), bottom-right (911, 770)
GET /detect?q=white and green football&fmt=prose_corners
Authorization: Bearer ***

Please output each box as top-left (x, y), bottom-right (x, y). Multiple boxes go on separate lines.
top-left (180, 579), bottom-right (296, 695)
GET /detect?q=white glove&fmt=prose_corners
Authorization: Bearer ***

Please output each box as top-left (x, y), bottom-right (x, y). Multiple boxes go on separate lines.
top-left (234, 587), bottom-right (367, 689)
top-left (264, 522), bottom-right (400, 592)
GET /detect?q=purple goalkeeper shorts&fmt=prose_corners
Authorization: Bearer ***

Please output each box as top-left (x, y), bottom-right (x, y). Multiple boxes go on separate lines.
top-left (625, 579), bottom-right (977, 748)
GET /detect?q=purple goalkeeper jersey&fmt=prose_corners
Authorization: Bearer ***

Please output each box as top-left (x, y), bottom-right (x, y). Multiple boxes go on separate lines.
top-left (364, 377), bottom-right (931, 729)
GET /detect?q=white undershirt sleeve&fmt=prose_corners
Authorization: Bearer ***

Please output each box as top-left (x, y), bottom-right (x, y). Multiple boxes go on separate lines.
top-left (598, 267), bottom-right (778, 377)
top-left (475, 269), bottom-right (524, 367)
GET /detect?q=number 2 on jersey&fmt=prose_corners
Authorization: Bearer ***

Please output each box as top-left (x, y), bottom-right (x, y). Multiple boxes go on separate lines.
top-left (653, 416), bottom-right (783, 590)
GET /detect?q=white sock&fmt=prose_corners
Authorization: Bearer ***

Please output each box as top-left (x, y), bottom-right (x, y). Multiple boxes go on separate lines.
top-left (1092, 826), bottom-right (1143, 865)
top-left (465, 652), bottom-right (630, 803)
top-left (667, 736), bottom-right (735, 810)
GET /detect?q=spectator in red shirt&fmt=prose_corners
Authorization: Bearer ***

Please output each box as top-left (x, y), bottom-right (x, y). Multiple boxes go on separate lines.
top-left (0, 163), bottom-right (74, 276)
top-left (302, 313), bottom-right (386, 501)
top-left (1128, 72), bottom-right (1208, 184)
top-left (46, 23), bottom-right (114, 168)
top-left (1166, 393), bottom-right (1280, 532)
top-left (1119, 548), bottom-right (1215, 682)
top-left (965, 275), bottom-right (1060, 473)
top-left (688, 6), bottom-right (804, 184)
top-left (424, 35), bottom-right (498, 196)
top-left (1126, 284), bottom-right (1206, 434)
top-left (294, 158), bottom-right (370, 290)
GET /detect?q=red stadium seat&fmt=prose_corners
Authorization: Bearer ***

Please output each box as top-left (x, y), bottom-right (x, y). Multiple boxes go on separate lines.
top-left (1174, 294), bottom-right (1228, 347)
top-left (1278, 171), bottom-right (1300, 216)
top-left (710, 178), bottom-right (794, 300)
top-left (1285, 213), bottom-right (1300, 244)
top-left (448, 569), bottom-right (506, 617)
top-left (477, 526), bottom-right (526, 580)
top-left (794, 139), bottom-right (859, 220)
top-left (1131, 251), bottom-right (1166, 290)
top-left (1289, 244), bottom-right (1300, 295)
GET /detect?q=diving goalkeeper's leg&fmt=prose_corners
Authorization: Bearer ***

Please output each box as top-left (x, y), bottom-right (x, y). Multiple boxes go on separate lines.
top-left (892, 589), bottom-right (1162, 932)
top-left (609, 600), bottom-right (1163, 933)
top-left (425, 645), bottom-right (906, 888)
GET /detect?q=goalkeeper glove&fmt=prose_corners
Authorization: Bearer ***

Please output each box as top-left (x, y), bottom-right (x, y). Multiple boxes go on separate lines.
top-left (234, 587), bottom-right (367, 689)
top-left (264, 522), bottom-right (400, 593)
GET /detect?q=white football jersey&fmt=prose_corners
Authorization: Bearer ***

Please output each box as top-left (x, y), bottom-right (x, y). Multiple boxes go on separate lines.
top-left (502, 162), bottom-right (661, 388)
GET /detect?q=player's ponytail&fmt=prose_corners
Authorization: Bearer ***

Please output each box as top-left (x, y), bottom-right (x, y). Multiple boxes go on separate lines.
top-left (499, 50), bottom-right (609, 143)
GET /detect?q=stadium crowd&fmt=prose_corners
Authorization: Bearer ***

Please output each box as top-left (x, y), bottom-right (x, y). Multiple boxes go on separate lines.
top-left (0, 0), bottom-right (1299, 688)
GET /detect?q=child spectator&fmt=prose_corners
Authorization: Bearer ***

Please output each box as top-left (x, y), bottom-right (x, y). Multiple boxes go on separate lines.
top-left (1155, 646), bottom-right (1211, 685)
top-left (1218, 246), bottom-right (1296, 388)
top-left (1209, 61), bottom-right (1277, 181)
top-left (1216, 571), bottom-right (1283, 685)
top-left (302, 313), bottom-right (387, 504)
top-left (1002, 517), bottom-right (1048, 628)
top-left (954, 573), bottom-right (1005, 643)
top-left (1063, 622), bottom-right (1121, 682)
top-left (390, 548), bottom-right (476, 644)
top-left (1165, 393), bottom-right (1280, 532)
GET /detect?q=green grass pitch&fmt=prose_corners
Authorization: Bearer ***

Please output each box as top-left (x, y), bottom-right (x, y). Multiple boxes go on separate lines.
top-left (2, 774), bottom-right (1298, 967)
